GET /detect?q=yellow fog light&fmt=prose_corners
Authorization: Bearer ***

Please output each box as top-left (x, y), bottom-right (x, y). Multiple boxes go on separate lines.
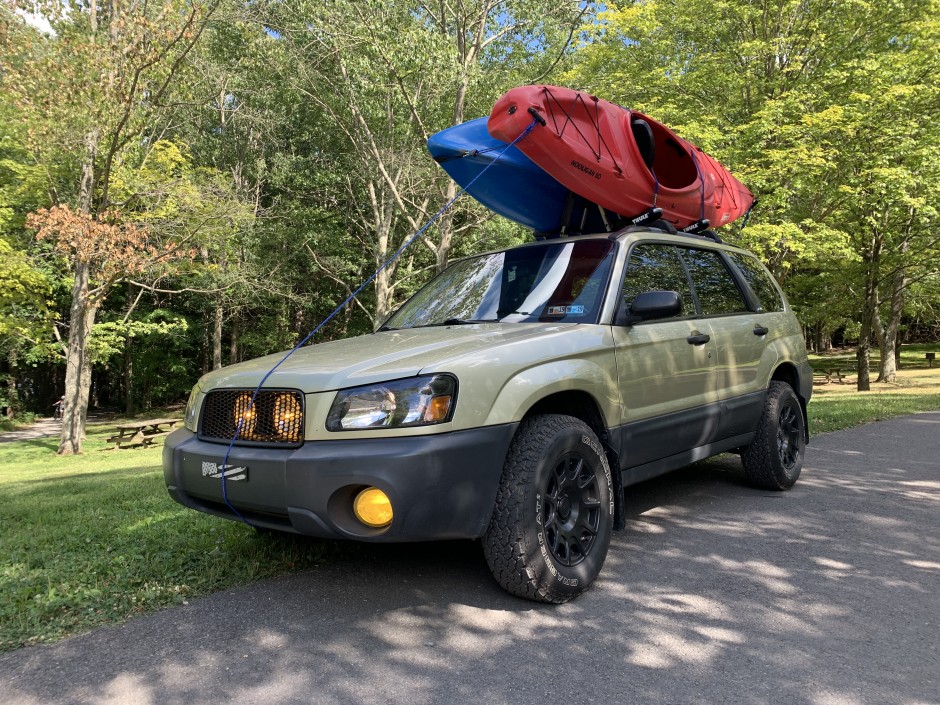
top-left (353, 487), bottom-right (393, 528)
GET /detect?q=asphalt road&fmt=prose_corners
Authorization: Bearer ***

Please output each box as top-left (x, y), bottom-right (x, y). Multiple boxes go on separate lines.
top-left (2, 412), bottom-right (938, 705)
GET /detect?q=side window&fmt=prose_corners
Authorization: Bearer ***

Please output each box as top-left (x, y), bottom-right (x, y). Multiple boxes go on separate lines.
top-left (726, 252), bottom-right (785, 312)
top-left (679, 248), bottom-right (748, 316)
top-left (622, 244), bottom-right (696, 317)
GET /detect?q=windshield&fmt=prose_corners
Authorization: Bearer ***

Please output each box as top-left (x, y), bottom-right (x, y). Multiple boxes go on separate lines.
top-left (384, 239), bottom-right (615, 329)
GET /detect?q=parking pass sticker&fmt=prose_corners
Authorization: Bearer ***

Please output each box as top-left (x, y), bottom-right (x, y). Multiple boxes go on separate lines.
top-left (547, 305), bottom-right (585, 316)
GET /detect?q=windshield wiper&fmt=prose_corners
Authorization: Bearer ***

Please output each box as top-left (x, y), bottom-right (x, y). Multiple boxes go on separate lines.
top-left (416, 318), bottom-right (495, 328)
top-left (433, 318), bottom-right (479, 326)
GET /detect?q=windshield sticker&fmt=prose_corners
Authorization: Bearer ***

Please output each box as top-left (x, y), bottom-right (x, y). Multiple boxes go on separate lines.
top-left (547, 305), bottom-right (585, 316)
top-left (507, 266), bottom-right (517, 283)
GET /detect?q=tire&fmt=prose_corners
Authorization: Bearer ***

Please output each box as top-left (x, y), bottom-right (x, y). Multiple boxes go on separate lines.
top-left (482, 414), bottom-right (614, 603)
top-left (742, 381), bottom-right (806, 490)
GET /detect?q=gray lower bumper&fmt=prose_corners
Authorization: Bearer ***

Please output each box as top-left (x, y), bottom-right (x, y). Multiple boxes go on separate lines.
top-left (162, 424), bottom-right (518, 541)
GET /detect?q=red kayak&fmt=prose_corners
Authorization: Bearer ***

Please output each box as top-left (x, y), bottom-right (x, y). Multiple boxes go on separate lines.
top-left (488, 85), bottom-right (754, 231)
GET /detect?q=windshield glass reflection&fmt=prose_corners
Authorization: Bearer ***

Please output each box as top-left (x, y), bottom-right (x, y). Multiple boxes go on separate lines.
top-left (384, 239), bottom-right (615, 329)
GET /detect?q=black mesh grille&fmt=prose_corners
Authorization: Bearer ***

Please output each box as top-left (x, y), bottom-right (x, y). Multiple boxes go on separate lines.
top-left (199, 389), bottom-right (304, 446)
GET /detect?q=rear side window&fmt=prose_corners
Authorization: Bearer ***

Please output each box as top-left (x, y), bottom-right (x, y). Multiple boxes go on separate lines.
top-left (622, 244), bottom-right (696, 317)
top-left (726, 252), bottom-right (785, 312)
top-left (679, 248), bottom-right (748, 316)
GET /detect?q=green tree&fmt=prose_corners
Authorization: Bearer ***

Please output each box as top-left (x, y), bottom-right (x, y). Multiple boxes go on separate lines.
top-left (1, 1), bottom-right (229, 452)
top-left (568, 0), bottom-right (940, 389)
top-left (248, 0), bottom-right (589, 325)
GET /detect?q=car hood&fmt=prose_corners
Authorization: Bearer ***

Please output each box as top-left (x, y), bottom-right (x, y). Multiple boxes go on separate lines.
top-left (196, 323), bottom-right (584, 393)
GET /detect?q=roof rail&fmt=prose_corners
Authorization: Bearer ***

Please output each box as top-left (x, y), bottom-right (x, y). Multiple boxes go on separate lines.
top-left (613, 221), bottom-right (726, 244)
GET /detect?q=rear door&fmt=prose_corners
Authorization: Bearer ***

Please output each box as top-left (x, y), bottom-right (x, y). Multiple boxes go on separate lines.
top-left (678, 246), bottom-right (767, 438)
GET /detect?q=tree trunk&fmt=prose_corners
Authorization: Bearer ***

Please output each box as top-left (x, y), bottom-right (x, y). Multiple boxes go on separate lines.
top-left (435, 180), bottom-right (458, 274)
top-left (212, 302), bottom-right (223, 370)
top-left (123, 335), bottom-right (135, 414)
top-left (5, 373), bottom-right (15, 419)
top-left (58, 130), bottom-right (99, 454)
top-left (373, 199), bottom-right (394, 325)
top-left (856, 315), bottom-right (873, 392)
top-left (873, 307), bottom-right (886, 382)
top-left (58, 262), bottom-right (97, 454)
top-left (881, 247), bottom-right (908, 383)
top-left (229, 313), bottom-right (239, 365)
top-left (292, 305), bottom-right (305, 339)
top-left (813, 322), bottom-right (825, 353)
top-left (339, 301), bottom-right (352, 338)
top-left (856, 233), bottom-right (882, 392)
top-left (374, 256), bottom-right (392, 325)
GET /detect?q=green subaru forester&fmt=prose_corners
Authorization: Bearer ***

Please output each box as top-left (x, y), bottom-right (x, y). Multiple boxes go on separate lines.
top-left (164, 225), bottom-right (812, 603)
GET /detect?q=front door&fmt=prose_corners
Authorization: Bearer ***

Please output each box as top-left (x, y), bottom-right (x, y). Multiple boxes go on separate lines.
top-left (613, 242), bottom-right (720, 466)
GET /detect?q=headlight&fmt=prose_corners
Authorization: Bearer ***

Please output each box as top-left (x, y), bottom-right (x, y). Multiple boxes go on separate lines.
top-left (326, 374), bottom-right (457, 431)
top-left (184, 384), bottom-right (203, 432)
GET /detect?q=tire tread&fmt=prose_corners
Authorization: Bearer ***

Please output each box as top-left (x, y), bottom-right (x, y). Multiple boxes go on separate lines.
top-left (482, 414), bottom-right (606, 604)
top-left (742, 381), bottom-right (804, 491)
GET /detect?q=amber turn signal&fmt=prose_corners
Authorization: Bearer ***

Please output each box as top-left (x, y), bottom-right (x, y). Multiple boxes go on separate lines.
top-left (423, 395), bottom-right (453, 423)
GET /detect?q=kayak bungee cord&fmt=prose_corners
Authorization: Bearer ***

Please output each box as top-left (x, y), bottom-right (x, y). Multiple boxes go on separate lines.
top-left (680, 148), bottom-right (708, 234)
top-left (542, 86), bottom-right (624, 174)
top-left (217, 118), bottom-right (542, 528)
top-left (432, 144), bottom-right (507, 164)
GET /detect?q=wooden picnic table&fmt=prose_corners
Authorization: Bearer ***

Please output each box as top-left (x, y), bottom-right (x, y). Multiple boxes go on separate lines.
top-left (106, 418), bottom-right (181, 449)
top-left (813, 367), bottom-right (848, 384)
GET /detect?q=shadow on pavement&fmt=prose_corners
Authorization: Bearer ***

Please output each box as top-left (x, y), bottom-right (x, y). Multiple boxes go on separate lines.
top-left (1, 412), bottom-right (938, 705)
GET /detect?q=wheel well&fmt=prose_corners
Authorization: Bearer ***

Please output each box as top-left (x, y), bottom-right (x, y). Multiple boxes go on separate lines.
top-left (522, 391), bottom-right (625, 531)
top-left (524, 391), bottom-right (607, 439)
top-left (771, 363), bottom-right (799, 394)
top-left (771, 362), bottom-right (809, 442)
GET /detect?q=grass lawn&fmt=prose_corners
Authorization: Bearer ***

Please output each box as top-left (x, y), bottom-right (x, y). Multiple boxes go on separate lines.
top-left (0, 418), bottom-right (334, 652)
top-left (1, 347), bottom-right (937, 653)
top-left (808, 343), bottom-right (940, 433)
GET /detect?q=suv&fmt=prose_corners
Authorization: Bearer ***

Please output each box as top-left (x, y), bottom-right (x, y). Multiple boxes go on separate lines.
top-left (164, 226), bottom-right (811, 603)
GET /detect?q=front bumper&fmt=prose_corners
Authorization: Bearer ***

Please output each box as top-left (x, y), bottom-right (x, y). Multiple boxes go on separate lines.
top-left (162, 423), bottom-right (518, 541)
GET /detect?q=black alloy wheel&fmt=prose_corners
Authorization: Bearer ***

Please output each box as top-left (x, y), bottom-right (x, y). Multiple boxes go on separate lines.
top-left (777, 399), bottom-right (802, 471)
top-left (542, 453), bottom-right (602, 567)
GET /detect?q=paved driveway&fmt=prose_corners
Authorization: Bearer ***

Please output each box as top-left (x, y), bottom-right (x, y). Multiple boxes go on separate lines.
top-left (0, 419), bottom-right (60, 444)
top-left (2, 412), bottom-right (938, 705)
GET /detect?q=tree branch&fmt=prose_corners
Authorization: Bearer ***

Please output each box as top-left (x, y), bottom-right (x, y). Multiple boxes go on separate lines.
top-left (127, 280), bottom-right (235, 295)
top-left (304, 243), bottom-right (375, 323)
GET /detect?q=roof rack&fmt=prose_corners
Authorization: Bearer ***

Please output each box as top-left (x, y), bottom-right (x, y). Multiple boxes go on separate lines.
top-left (616, 220), bottom-right (724, 244)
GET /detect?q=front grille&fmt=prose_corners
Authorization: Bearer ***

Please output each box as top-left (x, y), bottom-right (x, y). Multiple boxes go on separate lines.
top-left (199, 389), bottom-right (304, 446)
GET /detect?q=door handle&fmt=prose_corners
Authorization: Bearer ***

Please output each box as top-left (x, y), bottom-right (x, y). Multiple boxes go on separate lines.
top-left (687, 333), bottom-right (710, 345)
top-left (753, 326), bottom-right (769, 336)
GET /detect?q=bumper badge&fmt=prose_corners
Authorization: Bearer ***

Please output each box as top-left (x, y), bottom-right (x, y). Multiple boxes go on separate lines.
top-left (201, 461), bottom-right (249, 482)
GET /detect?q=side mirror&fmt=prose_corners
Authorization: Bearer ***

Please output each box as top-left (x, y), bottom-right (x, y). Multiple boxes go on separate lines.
top-left (617, 290), bottom-right (682, 325)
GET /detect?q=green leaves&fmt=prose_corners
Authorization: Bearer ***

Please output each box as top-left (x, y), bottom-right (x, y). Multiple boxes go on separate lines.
top-left (0, 239), bottom-right (48, 310)
top-left (568, 0), bottom-right (940, 348)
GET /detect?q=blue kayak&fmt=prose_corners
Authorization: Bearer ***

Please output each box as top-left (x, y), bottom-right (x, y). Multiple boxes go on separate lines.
top-left (427, 117), bottom-right (609, 235)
